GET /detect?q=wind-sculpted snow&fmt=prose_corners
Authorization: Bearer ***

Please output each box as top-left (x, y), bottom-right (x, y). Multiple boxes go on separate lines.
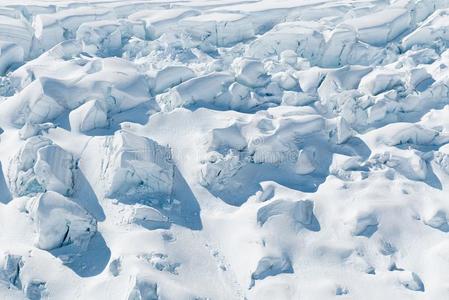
top-left (2, 0), bottom-right (449, 299)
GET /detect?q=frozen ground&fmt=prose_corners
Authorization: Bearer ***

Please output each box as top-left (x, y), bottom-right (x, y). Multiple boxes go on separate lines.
top-left (1, 0), bottom-right (449, 299)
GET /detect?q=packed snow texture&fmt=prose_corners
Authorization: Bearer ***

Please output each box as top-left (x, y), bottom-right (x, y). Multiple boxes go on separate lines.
top-left (1, 0), bottom-right (449, 299)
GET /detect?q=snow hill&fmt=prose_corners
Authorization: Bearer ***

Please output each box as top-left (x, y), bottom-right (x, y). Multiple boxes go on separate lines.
top-left (1, 0), bottom-right (449, 299)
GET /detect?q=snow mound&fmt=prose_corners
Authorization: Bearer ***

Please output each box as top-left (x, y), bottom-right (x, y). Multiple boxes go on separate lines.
top-left (127, 276), bottom-right (158, 300)
top-left (26, 191), bottom-right (96, 251)
top-left (156, 72), bottom-right (234, 111)
top-left (250, 255), bottom-right (293, 287)
top-left (180, 12), bottom-right (255, 47)
top-left (8, 136), bottom-right (74, 197)
top-left (69, 99), bottom-right (108, 133)
top-left (33, 7), bottom-right (115, 54)
top-left (246, 21), bottom-right (324, 63)
top-left (102, 130), bottom-right (174, 204)
top-left (257, 199), bottom-right (318, 230)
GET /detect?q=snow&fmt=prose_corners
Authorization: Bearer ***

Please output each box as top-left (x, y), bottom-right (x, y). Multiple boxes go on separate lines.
top-left (341, 8), bottom-right (411, 46)
top-left (0, 42), bottom-right (23, 75)
top-left (26, 191), bottom-right (97, 251)
top-left (402, 8), bottom-right (449, 51)
top-left (156, 72), bottom-right (234, 111)
top-left (1, 0), bottom-right (449, 299)
top-left (69, 99), bottom-right (109, 133)
top-left (32, 7), bottom-right (116, 54)
top-left (101, 130), bottom-right (174, 204)
top-left (179, 12), bottom-right (254, 47)
top-left (246, 21), bottom-right (325, 62)
top-left (0, 15), bottom-right (32, 58)
top-left (76, 19), bottom-right (145, 56)
top-left (129, 9), bottom-right (199, 40)
top-left (232, 58), bottom-right (270, 88)
top-left (149, 65), bottom-right (195, 94)
top-left (7, 136), bottom-right (74, 197)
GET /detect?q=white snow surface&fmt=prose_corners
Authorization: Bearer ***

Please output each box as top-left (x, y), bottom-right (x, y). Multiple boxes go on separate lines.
top-left (1, 0), bottom-right (449, 299)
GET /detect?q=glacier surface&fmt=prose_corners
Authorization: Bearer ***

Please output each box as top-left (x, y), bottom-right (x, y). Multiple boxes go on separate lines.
top-left (1, 0), bottom-right (449, 299)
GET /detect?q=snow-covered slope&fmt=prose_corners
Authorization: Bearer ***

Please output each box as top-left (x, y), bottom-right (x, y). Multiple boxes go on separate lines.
top-left (1, 0), bottom-right (449, 299)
